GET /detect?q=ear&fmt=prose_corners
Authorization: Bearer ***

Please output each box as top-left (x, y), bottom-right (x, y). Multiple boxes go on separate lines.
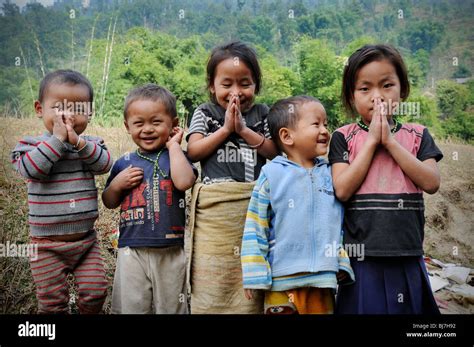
top-left (209, 84), bottom-right (215, 95)
top-left (124, 120), bottom-right (131, 134)
top-left (279, 127), bottom-right (294, 147)
top-left (34, 100), bottom-right (43, 118)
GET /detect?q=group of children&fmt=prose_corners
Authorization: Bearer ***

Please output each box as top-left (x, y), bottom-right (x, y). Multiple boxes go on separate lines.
top-left (12, 40), bottom-right (442, 315)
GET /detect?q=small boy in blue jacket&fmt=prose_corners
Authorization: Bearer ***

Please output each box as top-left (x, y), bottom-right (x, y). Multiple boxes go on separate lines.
top-left (241, 96), bottom-right (354, 314)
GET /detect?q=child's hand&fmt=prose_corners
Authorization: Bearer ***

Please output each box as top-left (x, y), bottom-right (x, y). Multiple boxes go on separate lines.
top-left (166, 127), bottom-right (184, 149)
top-left (52, 111), bottom-right (68, 142)
top-left (380, 104), bottom-right (395, 147)
top-left (223, 94), bottom-right (236, 134)
top-left (112, 165), bottom-right (144, 191)
top-left (244, 288), bottom-right (255, 300)
top-left (367, 98), bottom-right (382, 146)
top-left (234, 96), bottom-right (247, 135)
top-left (64, 115), bottom-right (80, 147)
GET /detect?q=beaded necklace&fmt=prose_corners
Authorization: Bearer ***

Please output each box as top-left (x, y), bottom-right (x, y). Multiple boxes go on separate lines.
top-left (135, 148), bottom-right (167, 213)
top-left (357, 118), bottom-right (399, 134)
top-left (135, 148), bottom-right (168, 179)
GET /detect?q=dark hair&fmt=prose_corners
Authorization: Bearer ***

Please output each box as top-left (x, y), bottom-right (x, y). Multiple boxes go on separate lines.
top-left (206, 41), bottom-right (262, 103)
top-left (268, 95), bottom-right (321, 153)
top-left (124, 83), bottom-right (177, 119)
top-left (38, 69), bottom-right (93, 103)
top-left (341, 44), bottom-right (410, 116)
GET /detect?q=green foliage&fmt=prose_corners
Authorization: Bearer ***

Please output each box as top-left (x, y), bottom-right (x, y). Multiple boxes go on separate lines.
top-left (296, 38), bottom-right (346, 129)
top-left (436, 79), bottom-right (473, 142)
top-left (0, 0), bottom-right (472, 141)
top-left (443, 111), bottom-right (474, 142)
top-left (405, 49), bottom-right (430, 88)
top-left (399, 21), bottom-right (445, 53)
top-left (467, 80), bottom-right (474, 106)
top-left (436, 80), bottom-right (469, 116)
top-left (87, 29), bottom-right (209, 126)
top-left (452, 65), bottom-right (472, 79)
top-left (257, 53), bottom-right (300, 105)
top-left (297, 38), bottom-right (341, 92)
top-left (341, 36), bottom-right (378, 57)
top-left (401, 91), bottom-right (445, 137)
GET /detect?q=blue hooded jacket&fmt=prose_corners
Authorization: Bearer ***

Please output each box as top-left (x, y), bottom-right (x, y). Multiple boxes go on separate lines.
top-left (261, 155), bottom-right (344, 277)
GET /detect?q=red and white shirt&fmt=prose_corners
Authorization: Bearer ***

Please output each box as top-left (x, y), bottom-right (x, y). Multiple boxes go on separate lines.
top-left (329, 123), bottom-right (443, 256)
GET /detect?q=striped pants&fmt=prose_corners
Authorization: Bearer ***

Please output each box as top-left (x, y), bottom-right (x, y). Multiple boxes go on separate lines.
top-left (29, 231), bottom-right (107, 314)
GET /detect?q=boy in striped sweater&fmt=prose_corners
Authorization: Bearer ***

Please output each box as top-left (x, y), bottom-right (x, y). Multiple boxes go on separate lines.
top-left (11, 70), bottom-right (113, 314)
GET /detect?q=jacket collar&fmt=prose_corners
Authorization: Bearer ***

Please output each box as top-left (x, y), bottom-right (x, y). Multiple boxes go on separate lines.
top-left (272, 155), bottom-right (328, 169)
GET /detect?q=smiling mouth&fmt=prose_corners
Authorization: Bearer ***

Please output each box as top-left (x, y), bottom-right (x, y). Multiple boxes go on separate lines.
top-left (141, 137), bottom-right (158, 143)
top-left (317, 139), bottom-right (328, 144)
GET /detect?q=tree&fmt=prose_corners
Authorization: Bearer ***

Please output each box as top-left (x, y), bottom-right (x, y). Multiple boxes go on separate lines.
top-left (257, 53), bottom-right (300, 106)
top-left (404, 90), bottom-right (444, 137)
top-left (342, 36), bottom-right (377, 57)
top-left (399, 21), bottom-right (445, 53)
top-left (452, 65), bottom-right (472, 79)
top-left (296, 38), bottom-right (346, 129)
top-left (443, 111), bottom-right (474, 142)
top-left (436, 80), bottom-right (469, 117)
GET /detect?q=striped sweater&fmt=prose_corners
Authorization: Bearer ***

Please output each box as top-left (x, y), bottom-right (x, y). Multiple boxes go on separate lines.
top-left (11, 132), bottom-right (113, 237)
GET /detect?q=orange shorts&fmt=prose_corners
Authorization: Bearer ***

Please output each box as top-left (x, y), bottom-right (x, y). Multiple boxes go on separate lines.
top-left (264, 287), bottom-right (335, 314)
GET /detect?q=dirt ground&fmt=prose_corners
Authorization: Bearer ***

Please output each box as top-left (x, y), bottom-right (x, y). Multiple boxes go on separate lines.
top-left (423, 141), bottom-right (474, 268)
top-left (0, 117), bottom-right (472, 314)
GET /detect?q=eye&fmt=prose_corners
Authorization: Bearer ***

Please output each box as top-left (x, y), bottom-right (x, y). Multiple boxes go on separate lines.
top-left (153, 120), bottom-right (162, 124)
top-left (359, 87), bottom-right (369, 92)
top-left (384, 83), bottom-right (394, 88)
top-left (134, 121), bottom-right (143, 126)
top-left (222, 84), bottom-right (231, 88)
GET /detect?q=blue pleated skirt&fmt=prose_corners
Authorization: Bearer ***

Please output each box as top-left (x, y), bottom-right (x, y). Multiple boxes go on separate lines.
top-left (336, 256), bottom-right (440, 314)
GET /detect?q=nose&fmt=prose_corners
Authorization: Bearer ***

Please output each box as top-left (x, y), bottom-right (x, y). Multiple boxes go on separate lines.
top-left (231, 86), bottom-right (241, 96)
top-left (320, 124), bottom-right (329, 134)
top-left (143, 123), bottom-right (154, 132)
top-left (371, 88), bottom-right (384, 103)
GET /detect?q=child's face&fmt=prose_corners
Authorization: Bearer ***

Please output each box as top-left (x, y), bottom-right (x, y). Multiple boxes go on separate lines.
top-left (210, 58), bottom-right (256, 112)
top-left (125, 99), bottom-right (177, 153)
top-left (352, 59), bottom-right (401, 124)
top-left (35, 83), bottom-right (91, 136)
top-left (291, 102), bottom-right (330, 158)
